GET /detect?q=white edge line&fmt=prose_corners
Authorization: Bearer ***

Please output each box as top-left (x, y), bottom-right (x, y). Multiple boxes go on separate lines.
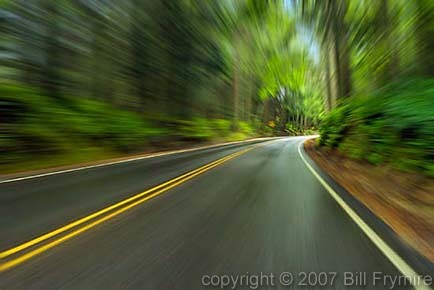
top-left (297, 139), bottom-right (431, 290)
top-left (1, 137), bottom-right (278, 184)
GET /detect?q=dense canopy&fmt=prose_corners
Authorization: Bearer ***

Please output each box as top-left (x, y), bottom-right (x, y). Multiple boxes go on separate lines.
top-left (1, 0), bottom-right (433, 175)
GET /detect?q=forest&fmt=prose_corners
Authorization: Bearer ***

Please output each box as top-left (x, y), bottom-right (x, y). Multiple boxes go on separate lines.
top-left (1, 0), bottom-right (433, 175)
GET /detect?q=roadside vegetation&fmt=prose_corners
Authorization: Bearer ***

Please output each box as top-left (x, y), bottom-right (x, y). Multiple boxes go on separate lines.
top-left (319, 79), bottom-right (434, 177)
top-left (1, 84), bottom-right (262, 173)
top-left (1, 0), bottom-right (432, 177)
top-left (301, 0), bottom-right (433, 262)
top-left (300, 0), bottom-right (434, 177)
top-left (1, 1), bottom-right (322, 173)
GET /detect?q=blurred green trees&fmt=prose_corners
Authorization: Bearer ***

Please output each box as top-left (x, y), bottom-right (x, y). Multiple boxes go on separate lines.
top-left (1, 0), bottom-right (322, 170)
top-left (300, 0), bottom-right (434, 175)
top-left (1, 0), bottom-right (432, 174)
top-left (319, 79), bottom-right (434, 176)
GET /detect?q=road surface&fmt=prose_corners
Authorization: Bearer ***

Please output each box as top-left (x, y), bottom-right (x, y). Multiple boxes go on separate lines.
top-left (0, 137), bottom-right (425, 289)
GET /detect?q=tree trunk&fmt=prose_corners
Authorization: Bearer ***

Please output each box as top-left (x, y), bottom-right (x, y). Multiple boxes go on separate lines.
top-left (245, 78), bottom-right (252, 123)
top-left (233, 49), bottom-right (240, 127)
top-left (415, 0), bottom-right (434, 77)
top-left (328, 43), bottom-right (338, 107)
top-left (263, 99), bottom-right (269, 127)
top-left (324, 44), bottom-right (333, 111)
top-left (377, 0), bottom-right (399, 84)
top-left (331, 0), bottom-right (351, 99)
top-left (43, 1), bottom-right (62, 99)
top-left (91, 16), bottom-right (105, 100)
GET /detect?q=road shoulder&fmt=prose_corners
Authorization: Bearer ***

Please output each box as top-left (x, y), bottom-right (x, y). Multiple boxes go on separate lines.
top-left (0, 137), bottom-right (276, 183)
top-left (299, 138), bottom-right (433, 280)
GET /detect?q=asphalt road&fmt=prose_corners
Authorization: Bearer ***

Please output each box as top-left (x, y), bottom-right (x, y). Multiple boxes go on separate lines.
top-left (0, 137), bottom-right (422, 289)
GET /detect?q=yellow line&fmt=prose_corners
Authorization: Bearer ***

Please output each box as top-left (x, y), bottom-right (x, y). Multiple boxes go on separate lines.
top-left (0, 146), bottom-right (255, 271)
top-left (0, 148), bottom-right (248, 259)
top-left (1, 137), bottom-right (277, 184)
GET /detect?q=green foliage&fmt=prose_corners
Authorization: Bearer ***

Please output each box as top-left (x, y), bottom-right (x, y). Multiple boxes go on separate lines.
top-left (286, 122), bottom-right (317, 136)
top-left (260, 125), bottom-right (274, 136)
top-left (0, 82), bottom-right (265, 170)
top-left (178, 118), bottom-right (215, 140)
top-left (211, 119), bottom-right (232, 137)
top-left (319, 79), bottom-right (434, 176)
top-left (0, 84), bottom-right (166, 164)
top-left (237, 121), bottom-right (254, 136)
top-left (285, 123), bottom-right (300, 135)
top-left (1, 0), bottom-right (324, 172)
top-left (285, 123), bottom-right (298, 135)
top-left (178, 118), bottom-right (256, 141)
top-left (7, 0), bottom-right (432, 176)
top-left (319, 105), bottom-right (349, 147)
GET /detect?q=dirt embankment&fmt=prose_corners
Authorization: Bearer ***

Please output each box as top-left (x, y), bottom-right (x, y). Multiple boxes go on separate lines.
top-left (304, 139), bottom-right (434, 262)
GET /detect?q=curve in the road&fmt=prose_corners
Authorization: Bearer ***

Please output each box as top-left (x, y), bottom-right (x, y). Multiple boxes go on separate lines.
top-left (0, 143), bottom-right (265, 271)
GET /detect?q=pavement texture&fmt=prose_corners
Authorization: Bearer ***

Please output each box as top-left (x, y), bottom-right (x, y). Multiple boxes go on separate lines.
top-left (0, 137), bottom-right (423, 289)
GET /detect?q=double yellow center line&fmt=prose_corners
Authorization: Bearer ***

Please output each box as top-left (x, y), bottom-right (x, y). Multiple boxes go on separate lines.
top-left (0, 145), bottom-right (258, 272)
